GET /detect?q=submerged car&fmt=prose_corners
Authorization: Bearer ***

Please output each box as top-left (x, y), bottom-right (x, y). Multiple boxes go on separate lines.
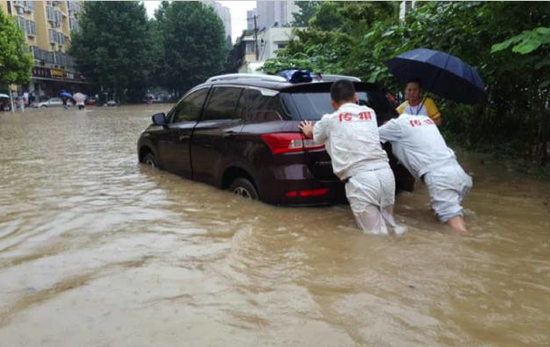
top-left (137, 72), bottom-right (415, 206)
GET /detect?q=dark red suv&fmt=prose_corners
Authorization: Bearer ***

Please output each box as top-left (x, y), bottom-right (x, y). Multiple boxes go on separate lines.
top-left (137, 74), bottom-right (414, 206)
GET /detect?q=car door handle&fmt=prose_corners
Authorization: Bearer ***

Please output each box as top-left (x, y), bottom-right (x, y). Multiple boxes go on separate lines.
top-left (179, 135), bottom-right (190, 141)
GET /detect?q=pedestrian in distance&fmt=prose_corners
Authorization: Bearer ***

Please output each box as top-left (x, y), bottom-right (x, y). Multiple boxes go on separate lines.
top-left (378, 114), bottom-right (473, 233)
top-left (62, 96), bottom-right (69, 110)
top-left (18, 95), bottom-right (24, 112)
top-left (397, 78), bottom-right (442, 126)
top-left (299, 80), bottom-right (403, 235)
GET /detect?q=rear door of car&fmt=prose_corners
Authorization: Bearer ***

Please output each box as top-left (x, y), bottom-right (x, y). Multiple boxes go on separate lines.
top-left (190, 86), bottom-right (246, 186)
top-left (157, 87), bottom-right (209, 178)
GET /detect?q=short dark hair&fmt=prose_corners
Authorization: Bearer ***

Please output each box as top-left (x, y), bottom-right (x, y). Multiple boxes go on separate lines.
top-left (407, 77), bottom-right (422, 88)
top-left (330, 80), bottom-right (356, 103)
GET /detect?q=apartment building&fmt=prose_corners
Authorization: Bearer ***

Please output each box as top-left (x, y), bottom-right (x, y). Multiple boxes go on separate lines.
top-left (0, 1), bottom-right (85, 100)
top-left (256, 1), bottom-right (299, 30)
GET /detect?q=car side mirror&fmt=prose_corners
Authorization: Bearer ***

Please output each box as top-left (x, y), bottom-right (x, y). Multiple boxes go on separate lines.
top-left (152, 112), bottom-right (167, 126)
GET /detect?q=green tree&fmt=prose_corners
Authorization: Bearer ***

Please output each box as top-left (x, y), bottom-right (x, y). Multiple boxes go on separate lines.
top-left (292, 1), bottom-right (321, 27)
top-left (0, 8), bottom-right (33, 88)
top-left (155, 1), bottom-right (227, 97)
top-left (69, 1), bottom-right (156, 102)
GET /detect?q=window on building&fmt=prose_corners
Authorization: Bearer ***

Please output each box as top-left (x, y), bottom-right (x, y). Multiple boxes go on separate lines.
top-left (25, 1), bottom-right (34, 12)
top-left (69, 17), bottom-right (79, 32)
top-left (17, 16), bottom-right (25, 29)
top-left (46, 6), bottom-right (54, 22)
top-left (25, 20), bottom-right (36, 36)
top-left (277, 43), bottom-right (287, 50)
top-left (245, 42), bottom-right (256, 54)
top-left (203, 87), bottom-right (244, 120)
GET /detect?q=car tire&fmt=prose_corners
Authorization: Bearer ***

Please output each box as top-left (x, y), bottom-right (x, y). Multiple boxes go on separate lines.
top-left (142, 153), bottom-right (158, 168)
top-left (40, 105), bottom-right (47, 108)
top-left (228, 178), bottom-right (259, 200)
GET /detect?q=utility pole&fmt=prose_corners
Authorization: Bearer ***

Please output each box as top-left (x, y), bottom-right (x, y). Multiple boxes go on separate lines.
top-left (253, 15), bottom-right (259, 61)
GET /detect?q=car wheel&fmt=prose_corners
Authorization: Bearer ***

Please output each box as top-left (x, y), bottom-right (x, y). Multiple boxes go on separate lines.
top-left (229, 178), bottom-right (259, 200)
top-left (40, 105), bottom-right (47, 108)
top-left (142, 153), bottom-right (158, 168)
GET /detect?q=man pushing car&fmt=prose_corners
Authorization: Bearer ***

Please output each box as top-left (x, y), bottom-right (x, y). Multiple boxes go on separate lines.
top-left (299, 80), bottom-right (402, 235)
top-left (378, 114), bottom-right (473, 233)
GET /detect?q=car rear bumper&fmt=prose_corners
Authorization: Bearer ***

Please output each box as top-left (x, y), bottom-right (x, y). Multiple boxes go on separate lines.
top-left (257, 162), bottom-right (346, 206)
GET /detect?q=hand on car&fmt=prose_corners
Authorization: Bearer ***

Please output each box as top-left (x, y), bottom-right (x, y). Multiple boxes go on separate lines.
top-left (299, 120), bottom-right (314, 139)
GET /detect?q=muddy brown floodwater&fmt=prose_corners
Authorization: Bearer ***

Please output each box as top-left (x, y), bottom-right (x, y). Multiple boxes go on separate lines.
top-left (0, 105), bottom-right (549, 347)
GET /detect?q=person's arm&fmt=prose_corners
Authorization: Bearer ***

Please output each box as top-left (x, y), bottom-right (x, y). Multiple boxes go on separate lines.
top-left (425, 98), bottom-right (442, 126)
top-left (300, 116), bottom-right (330, 144)
top-left (378, 118), bottom-right (403, 143)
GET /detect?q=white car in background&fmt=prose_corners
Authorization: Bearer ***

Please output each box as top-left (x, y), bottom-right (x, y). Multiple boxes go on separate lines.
top-left (38, 98), bottom-right (65, 108)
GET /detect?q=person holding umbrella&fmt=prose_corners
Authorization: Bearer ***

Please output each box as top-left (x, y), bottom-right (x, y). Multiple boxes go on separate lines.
top-left (387, 48), bottom-right (487, 126)
top-left (397, 77), bottom-right (442, 126)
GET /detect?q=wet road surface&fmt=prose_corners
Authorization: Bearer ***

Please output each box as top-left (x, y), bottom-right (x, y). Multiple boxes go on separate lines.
top-left (0, 106), bottom-right (549, 346)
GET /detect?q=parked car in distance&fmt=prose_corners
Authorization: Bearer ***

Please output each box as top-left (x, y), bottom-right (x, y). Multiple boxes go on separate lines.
top-left (38, 98), bottom-right (64, 108)
top-left (85, 97), bottom-right (98, 106)
top-left (137, 72), bottom-right (415, 206)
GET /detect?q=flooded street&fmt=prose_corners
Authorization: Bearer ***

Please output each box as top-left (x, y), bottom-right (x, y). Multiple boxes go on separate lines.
top-left (0, 105), bottom-right (548, 347)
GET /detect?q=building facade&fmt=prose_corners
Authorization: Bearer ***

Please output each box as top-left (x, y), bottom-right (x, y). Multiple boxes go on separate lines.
top-left (0, 1), bottom-right (86, 100)
top-left (201, 1), bottom-right (232, 44)
top-left (258, 27), bottom-right (299, 62)
top-left (256, 1), bottom-right (298, 30)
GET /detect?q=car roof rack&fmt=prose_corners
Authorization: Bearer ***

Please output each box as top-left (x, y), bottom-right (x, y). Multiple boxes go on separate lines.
top-left (313, 74), bottom-right (362, 82)
top-left (206, 73), bottom-right (287, 83)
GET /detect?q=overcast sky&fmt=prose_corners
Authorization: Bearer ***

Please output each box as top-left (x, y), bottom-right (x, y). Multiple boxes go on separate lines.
top-left (143, 1), bottom-right (258, 43)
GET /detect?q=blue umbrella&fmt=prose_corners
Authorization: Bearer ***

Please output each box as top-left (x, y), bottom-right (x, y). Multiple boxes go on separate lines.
top-left (60, 91), bottom-right (73, 98)
top-left (386, 48), bottom-right (487, 105)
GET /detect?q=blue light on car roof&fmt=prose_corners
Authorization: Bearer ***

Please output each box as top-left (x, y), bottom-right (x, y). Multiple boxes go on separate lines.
top-left (280, 70), bottom-right (313, 83)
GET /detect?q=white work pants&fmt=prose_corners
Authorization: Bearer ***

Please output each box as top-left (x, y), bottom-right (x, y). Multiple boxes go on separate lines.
top-left (424, 164), bottom-right (473, 222)
top-left (345, 168), bottom-right (398, 235)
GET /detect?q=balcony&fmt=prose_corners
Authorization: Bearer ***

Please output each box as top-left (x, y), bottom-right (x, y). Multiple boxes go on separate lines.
top-left (30, 46), bottom-right (76, 69)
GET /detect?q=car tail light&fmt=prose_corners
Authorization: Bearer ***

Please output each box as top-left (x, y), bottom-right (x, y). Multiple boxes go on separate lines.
top-left (261, 133), bottom-right (324, 155)
top-left (285, 188), bottom-right (329, 197)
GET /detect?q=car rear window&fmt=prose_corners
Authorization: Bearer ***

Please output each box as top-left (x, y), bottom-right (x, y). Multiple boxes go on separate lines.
top-left (284, 84), bottom-right (398, 123)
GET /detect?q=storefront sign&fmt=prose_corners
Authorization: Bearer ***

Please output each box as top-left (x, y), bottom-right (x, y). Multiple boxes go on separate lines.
top-left (51, 69), bottom-right (64, 78)
top-left (32, 67), bottom-right (52, 78)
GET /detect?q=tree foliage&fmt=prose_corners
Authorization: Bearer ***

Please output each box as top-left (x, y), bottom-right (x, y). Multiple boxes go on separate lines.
top-left (264, 1), bottom-right (550, 165)
top-left (0, 7), bottom-right (33, 87)
top-left (292, 1), bottom-right (321, 27)
top-left (69, 1), bottom-right (155, 101)
top-left (153, 1), bottom-right (227, 97)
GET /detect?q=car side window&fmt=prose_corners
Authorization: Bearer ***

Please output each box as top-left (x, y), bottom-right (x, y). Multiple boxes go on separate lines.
top-left (202, 87), bottom-right (244, 120)
top-left (171, 88), bottom-right (209, 123)
top-left (245, 89), bottom-right (283, 122)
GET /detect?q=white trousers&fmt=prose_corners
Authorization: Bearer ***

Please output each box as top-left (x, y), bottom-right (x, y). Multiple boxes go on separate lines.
top-left (345, 168), bottom-right (399, 235)
top-left (424, 164), bottom-right (473, 222)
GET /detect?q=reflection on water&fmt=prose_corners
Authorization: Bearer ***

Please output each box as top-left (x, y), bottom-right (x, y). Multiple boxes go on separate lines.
top-left (0, 106), bottom-right (549, 346)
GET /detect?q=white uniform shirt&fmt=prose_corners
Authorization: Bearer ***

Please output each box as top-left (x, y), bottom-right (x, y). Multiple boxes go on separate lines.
top-left (313, 103), bottom-right (389, 180)
top-left (378, 114), bottom-right (457, 179)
